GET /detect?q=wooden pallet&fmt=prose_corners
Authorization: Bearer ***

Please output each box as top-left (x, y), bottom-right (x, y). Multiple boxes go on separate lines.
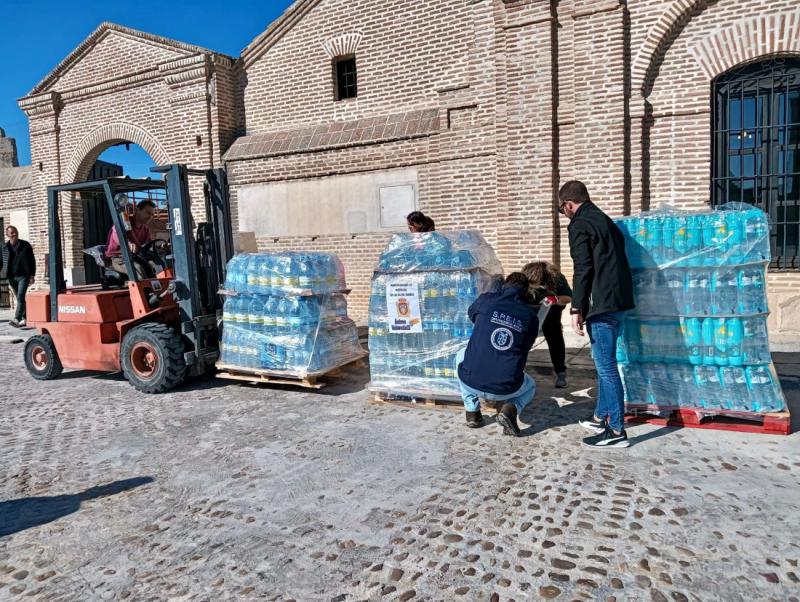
top-left (625, 406), bottom-right (792, 436)
top-left (216, 354), bottom-right (367, 390)
top-left (368, 384), bottom-right (498, 412)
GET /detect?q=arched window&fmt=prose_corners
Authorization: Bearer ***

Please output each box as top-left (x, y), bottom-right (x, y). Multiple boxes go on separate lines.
top-left (712, 57), bottom-right (800, 269)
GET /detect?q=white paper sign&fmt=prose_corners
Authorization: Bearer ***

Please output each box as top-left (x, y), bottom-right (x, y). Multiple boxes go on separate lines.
top-left (386, 281), bottom-right (422, 333)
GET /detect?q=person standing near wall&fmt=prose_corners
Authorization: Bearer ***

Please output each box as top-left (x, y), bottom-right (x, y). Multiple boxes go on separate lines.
top-left (1, 226), bottom-right (36, 328)
top-left (521, 261), bottom-right (572, 388)
top-left (559, 181), bottom-right (635, 449)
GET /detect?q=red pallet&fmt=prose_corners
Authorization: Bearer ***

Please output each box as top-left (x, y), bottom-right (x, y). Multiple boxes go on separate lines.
top-left (625, 407), bottom-right (791, 436)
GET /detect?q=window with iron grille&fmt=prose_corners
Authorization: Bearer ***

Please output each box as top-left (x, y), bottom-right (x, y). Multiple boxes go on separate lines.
top-left (712, 57), bottom-right (800, 269)
top-left (333, 55), bottom-right (357, 101)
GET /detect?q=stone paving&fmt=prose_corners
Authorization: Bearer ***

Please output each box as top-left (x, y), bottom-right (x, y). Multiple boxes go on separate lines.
top-left (1, 314), bottom-right (799, 601)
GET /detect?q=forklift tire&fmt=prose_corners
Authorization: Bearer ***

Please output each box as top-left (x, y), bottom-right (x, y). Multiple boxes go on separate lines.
top-left (24, 334), bottom-right (64, 380)
top-left (121, 323), bottom-right (186, 394)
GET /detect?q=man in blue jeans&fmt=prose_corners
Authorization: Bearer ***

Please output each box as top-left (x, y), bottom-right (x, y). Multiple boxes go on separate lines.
top-left (559, 181), bottom-right (635, 448)
top-left (456, 272), bottom-right (539, 437)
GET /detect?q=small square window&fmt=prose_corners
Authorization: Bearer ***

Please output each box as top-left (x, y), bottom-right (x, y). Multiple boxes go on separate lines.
top-left (333, 55), bottom-right (357, 101)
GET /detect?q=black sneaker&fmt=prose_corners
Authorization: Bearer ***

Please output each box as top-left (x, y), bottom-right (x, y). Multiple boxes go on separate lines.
top-left (578, 417), bottom-right (606, 434)
top-left (496, 403), bottom-right (521, 437)
top-left (8, 320), bottom-right (19, 328)
top-left (465, 410), bottom-right (484, 428)
top-left (582, 427), bottom-right (630, 449)
top-left (554, 372), bottom-right (567, 388)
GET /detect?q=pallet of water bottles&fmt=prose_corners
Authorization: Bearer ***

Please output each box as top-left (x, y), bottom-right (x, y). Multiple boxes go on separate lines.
top-left (367, 230), bottom-right (504, 403)
top-left (217, 251), bottom-right (366, 388)
top-left (614, 204), bottom-right (790, 434)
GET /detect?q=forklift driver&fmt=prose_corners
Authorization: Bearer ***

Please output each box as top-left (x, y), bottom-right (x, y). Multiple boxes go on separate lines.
top-left (104, 199), bottom-right (155, 278)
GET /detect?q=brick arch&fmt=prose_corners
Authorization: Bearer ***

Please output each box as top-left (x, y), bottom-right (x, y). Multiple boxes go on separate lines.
top-left (688, 10), bottom-right (800, 80)
top-left (632, 0), bottom-right (710, 98)
top-left (64, 122), bottom-right (170, 183)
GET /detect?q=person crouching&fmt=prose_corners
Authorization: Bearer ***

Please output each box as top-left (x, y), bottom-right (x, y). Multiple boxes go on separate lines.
top-left (455, 272), bottom-right (539, 437)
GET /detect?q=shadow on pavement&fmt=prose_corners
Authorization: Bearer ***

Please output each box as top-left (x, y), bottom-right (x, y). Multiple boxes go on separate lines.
top-left (0, 476), bottom-right (154, 538)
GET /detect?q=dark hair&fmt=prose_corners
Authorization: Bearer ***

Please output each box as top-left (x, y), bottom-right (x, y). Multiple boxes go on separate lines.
top-left (406, 211), bottom-right (435, 232)
top-left (521, 261), bottom-right (558, 294)
top-left (137, 199), bottom-right (156, 210)
top-left (503, 272), bottom-right (530, 291)
top-left (558, 180), bottom-right (591, 204)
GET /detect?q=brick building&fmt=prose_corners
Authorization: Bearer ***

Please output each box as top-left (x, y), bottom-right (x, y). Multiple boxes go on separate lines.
top-left (1, 0), bottom-right (799, 343)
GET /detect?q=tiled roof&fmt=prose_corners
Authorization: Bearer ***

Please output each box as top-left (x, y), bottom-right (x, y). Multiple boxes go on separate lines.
top-left (0, 166), bottom-right (32, 191)
top-left (224, 108), bottom-right (440, 162)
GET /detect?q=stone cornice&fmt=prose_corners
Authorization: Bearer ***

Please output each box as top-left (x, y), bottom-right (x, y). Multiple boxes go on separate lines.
top-left (18, 92), bottom-right (62, 118)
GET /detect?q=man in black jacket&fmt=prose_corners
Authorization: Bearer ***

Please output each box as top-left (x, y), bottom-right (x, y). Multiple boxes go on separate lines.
top-left (560, 181), bottom-right (635, 449)
top-left (1, 226), bottom-right (36, 327)
top-left (456, 272), bottom-right (539, 437)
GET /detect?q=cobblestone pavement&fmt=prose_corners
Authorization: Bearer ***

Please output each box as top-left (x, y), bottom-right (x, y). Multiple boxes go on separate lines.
top-left (1, 319), bottom-right (799, 601)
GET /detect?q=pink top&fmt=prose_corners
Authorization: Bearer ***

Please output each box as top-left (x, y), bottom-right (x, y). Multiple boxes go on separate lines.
top-left (105, 223), bottom-right (151, 257)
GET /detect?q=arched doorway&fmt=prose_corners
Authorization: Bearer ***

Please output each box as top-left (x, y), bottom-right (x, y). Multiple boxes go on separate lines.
top-left (80, 143), bottom-right (164, 284)
top-left (61, 123), bottom-right (169, 285)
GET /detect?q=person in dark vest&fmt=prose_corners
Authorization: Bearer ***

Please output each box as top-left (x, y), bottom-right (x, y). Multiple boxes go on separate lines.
top-left (560, 180), bottom-right (635, 449)
top-left (1, 226), bottom-right (36, 327)
top-left (455, 272), bottom-right (539, 437)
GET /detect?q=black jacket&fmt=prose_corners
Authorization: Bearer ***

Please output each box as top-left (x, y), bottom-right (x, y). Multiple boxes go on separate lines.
top-left (1, 239), bottom-right (36, 279)
top-left (457, 285), bottom-right (539, 395)
top-left (568, 202), bottom-right (634, 320)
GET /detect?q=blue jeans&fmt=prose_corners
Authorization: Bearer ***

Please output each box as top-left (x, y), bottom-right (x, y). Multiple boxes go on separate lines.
top-left (586, 311), bottom-right (626, 432)
top-left (455, 348), bottom-right (536, 414)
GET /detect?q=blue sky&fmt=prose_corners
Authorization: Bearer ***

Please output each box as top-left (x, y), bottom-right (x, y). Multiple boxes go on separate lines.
top-left (0, 0), bottom-right (294, 176)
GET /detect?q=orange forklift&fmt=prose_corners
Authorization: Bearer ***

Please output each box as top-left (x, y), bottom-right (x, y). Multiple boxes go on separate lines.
top-left (23, 165), bottom-right (234, 393)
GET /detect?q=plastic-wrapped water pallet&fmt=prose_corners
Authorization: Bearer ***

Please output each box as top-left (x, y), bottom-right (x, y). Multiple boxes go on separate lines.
top-left (367, 231), bottom-right (504, 402)
top-left (614, 204), bottom-right (790, 434)
top-left (217, 252), bottom-right (366, 387)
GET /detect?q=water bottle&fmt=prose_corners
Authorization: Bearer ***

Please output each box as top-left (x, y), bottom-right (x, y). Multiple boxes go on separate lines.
top-left (676, 364), bottom-right (696, 407)
top-left (248, 295), bottom-right (266, 334)
top-left (720, 366), bottom-right (748, 411)
top-left (638, 321), bottom-right (656, 362)
top-left (737, 266), bottom-right (766, 314)
top-left (257, 254), bottom-right (273, 295)
top-left (672, 216), bottom-right (688, 266)
top-left (743, 208), bottom-right (769, 262)
top-left (624, 318), bottom-right (641, 361)
top-left (222, 296), bottom-right (235, 325)
top-left (427, 273), bottom-right (441, 317)
top-left (664, 269), bottom-right (684, 315)
top-left (685, 269), bottom-right (711, 315)
top-left (712, 269), bottom-right (738, 315)
top-left (713, 317), bottom-right (728, 366)
top-left (725, 210), bottom-right (745, 264)
top-left (643, 216), bottom-right (663, 266)
top-left (745, 366), bottom-right (782, 412)
top-left (233, 296), bottom-right (249, 329)
top-left (685, 214), bottom-right (702, 266)
top-left (275, 297), bottom-right (291, 334)
top-left (726, 317), bottom-right (744, 366)
top-left (701, 318), bottom-right (716, 366)
top-left (693, 365), bottom-right (721, 409)
top-left (287, 298), bottom-right (301, 331)
top-left (297, 254), bottom-right (312, 291)
top-left (662, 216), bottom-right (676, 265)
top-left (246, 255), bottom-right (260, 294)
top-left (742, 316), bottom-right (770, 365)
top-left (683, 317), bottom-right (703, 365)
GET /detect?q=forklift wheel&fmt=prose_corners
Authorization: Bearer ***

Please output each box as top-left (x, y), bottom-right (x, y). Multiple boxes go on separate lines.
top-left (24, 334), bottom-right (64, 380)
top-left (121, 323), bottom-right (186, 394)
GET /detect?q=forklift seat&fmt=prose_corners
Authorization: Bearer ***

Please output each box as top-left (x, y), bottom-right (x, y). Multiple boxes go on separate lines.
top-left (83, 245), bottom-right (129, 288)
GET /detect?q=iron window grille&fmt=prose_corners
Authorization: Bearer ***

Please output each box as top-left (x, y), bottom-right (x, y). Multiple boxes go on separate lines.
top-left (712, 56), bottom-right (800, 270)
top-left (334, 55), bottom-right (358, 101)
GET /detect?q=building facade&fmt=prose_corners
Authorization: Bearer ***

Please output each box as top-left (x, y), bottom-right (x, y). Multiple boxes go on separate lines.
top-left (1, 0), bottom-right (799, 344)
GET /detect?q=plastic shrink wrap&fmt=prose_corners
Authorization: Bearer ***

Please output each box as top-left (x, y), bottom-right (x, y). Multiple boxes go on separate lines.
top-left (219, 252), bottom-right (365, 375)
top-left (614, 205), bottom-right (787, 415)
top-left (368, 231), bottom-right (504, 397)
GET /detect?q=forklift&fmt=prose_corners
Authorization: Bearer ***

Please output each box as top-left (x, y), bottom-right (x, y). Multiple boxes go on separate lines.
top-left (23, 164), bottom-right (234, 393)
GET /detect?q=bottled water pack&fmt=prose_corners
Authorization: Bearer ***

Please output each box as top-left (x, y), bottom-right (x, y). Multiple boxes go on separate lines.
top-left (613, 206), bottom-right (786, 415)
top-left (219, 252), bottom-right (363, 374)
top-left (369, 231), bottom-right (503, 395)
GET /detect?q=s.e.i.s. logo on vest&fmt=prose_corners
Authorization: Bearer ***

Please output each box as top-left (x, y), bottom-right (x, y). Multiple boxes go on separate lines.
top-left (490, 327), bottom-right (513, 351)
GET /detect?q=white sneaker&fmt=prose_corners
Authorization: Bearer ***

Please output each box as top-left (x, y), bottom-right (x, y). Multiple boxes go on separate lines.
top-left (578, 417), bottom-right (606, 434)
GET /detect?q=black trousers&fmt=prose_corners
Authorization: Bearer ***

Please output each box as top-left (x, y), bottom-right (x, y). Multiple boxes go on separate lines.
top-left (541, 304), bottom-right (566, 374)
top-left (8, 276), bottom-right (30, 322)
